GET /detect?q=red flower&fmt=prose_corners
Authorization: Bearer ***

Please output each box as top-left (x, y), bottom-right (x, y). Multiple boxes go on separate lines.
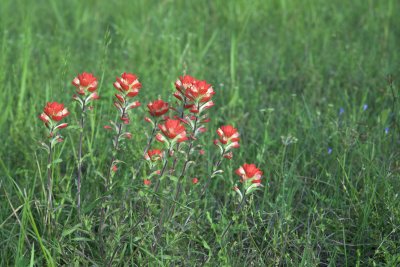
top-left (113, 72), bottom-right (142, 97)
top-left (185, 80), bottom-right (215, 103)
top-left (125, 132), bottom-right (132, 139)
top-left (147, 99), bottom-right (169, 117)
top-left (175, 75), bottom-right (196, 93)
top-left (120, 116), bottom-right (130, 124)
top-left (174, 75), bottom-right (215, 104)
top-left (157, 119), bottom-right (188, 143)
top-left (72, 72), bottom-right (98, 95)
top-left (144, 149), bottom-right (163, 161)
top-left (144, 179), bottom-right (151, 186)
top-left (57, 123), bottom-right (68, 129)
top-left (112, 165), bottom-right (118, 172)
top-left (192, 177), bottom-right (199, 184)
top-left (217, 125), bottom-right (240, 148)
top-left (235, 163), bottom-right (263, 186)
top-left (115, 94), bottom-right (125, 104)
top-left (39, 102), bottom-right (70, 123)
top-left (223, 152), bottom-right (233, 160)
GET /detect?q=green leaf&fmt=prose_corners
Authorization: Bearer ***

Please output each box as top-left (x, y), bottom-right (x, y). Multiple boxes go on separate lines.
top-left (168, 175), bottom-right (179, 182)
top-left (380, 108), bottom-right (391, 124)
top-left (47, 158), bottom-right (62, 168)
top-left (71, 237), bottom-right (93, 242)
top-left (61, 224), bottom-right (82, 238)
top-left (29, 244), bottom-right (35, 267)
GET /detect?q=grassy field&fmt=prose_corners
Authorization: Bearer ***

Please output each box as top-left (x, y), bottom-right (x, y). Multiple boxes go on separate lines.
top-left (1, 0), bottom-right (399, 265)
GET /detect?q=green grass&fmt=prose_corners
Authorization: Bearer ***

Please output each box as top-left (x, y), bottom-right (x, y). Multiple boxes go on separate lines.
top-left (1, 0), bottom-right (399, 265)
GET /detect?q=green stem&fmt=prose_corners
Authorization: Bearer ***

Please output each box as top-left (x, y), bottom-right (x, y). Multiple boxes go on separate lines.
top-left (221, 193), bottom-right (247, 240)
top-left (100, 104), bottom-right (126, 258)
top-left (199, 149), bottom-right (225, 198)
top-left (153, 105), bottom-right (200, 252)
top-left (45, 138), bottom-right (53, 229)
top-left (77, 104), bottom-right (86, 217)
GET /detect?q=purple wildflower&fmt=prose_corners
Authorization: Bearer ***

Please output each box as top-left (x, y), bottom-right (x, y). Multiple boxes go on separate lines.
top-left (385, 127), bottom-right (389, 134)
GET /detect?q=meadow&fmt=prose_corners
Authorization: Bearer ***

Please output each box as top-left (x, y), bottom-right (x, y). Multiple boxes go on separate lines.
top-left (0, 0), bottom-right (399, 266)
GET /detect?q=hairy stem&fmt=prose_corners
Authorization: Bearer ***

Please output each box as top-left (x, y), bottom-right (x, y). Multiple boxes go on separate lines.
top-left (153, 111), bottom-right (200, 251)
top-left (132, 120), bottom-right (159, 181)
top-left (143, 121), bottom-right (158, 157)
top-left (220, 193), bottom-right (247, 240)
top-left (169, 99), bottom-right (187, 173)
top-left (100, 107), bottom-right (125, 258)
top-left (77, 105), bottom-right (86, 217)
top-left (45, 138), bottom-right (53, 228)
top-left (150, 153), bottom-right (170, 204)
top-left (172, 113), bottom-right (199, 209)
top-left (199, 149), bottom-right (225, 198)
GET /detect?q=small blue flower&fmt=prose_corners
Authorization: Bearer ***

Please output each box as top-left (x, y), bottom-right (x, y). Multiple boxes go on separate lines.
top-left (385, 127), bottom-right (389, 134)
top-left (339, 108), bottom-right (345, 115)
top-left (328, 148), bottom-right (332, 154)
top-left (363, 104), bottom-right (368, 111)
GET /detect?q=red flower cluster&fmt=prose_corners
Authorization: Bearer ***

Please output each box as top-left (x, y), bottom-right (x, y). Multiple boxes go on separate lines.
top-left (174, 75), bottom-right (215, 113)
top-left (235, 163), bottom-right (263, 187)
top-left (113, 73), bottom-right (141, 124)
top-left (144, 149), bottom-right (163, 161)
top-left (72, 72), bottom-right (98, 95)
top-left (72, 72), bottom-right (100, 107)
top-left (156, 119), bottom-right (188, 143)
top-left (216, 125), bottom-right (240, 146)
top-left (213, 125), bottom-right (240, 159)
top-left (39, 102), bottom-right (69, 127)
top-left (147, 99), bottom-right (169, 117)
top-left (113, 72), bottom-right (142, 97)
top-left (37, 70), bottom-right (265, 210)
